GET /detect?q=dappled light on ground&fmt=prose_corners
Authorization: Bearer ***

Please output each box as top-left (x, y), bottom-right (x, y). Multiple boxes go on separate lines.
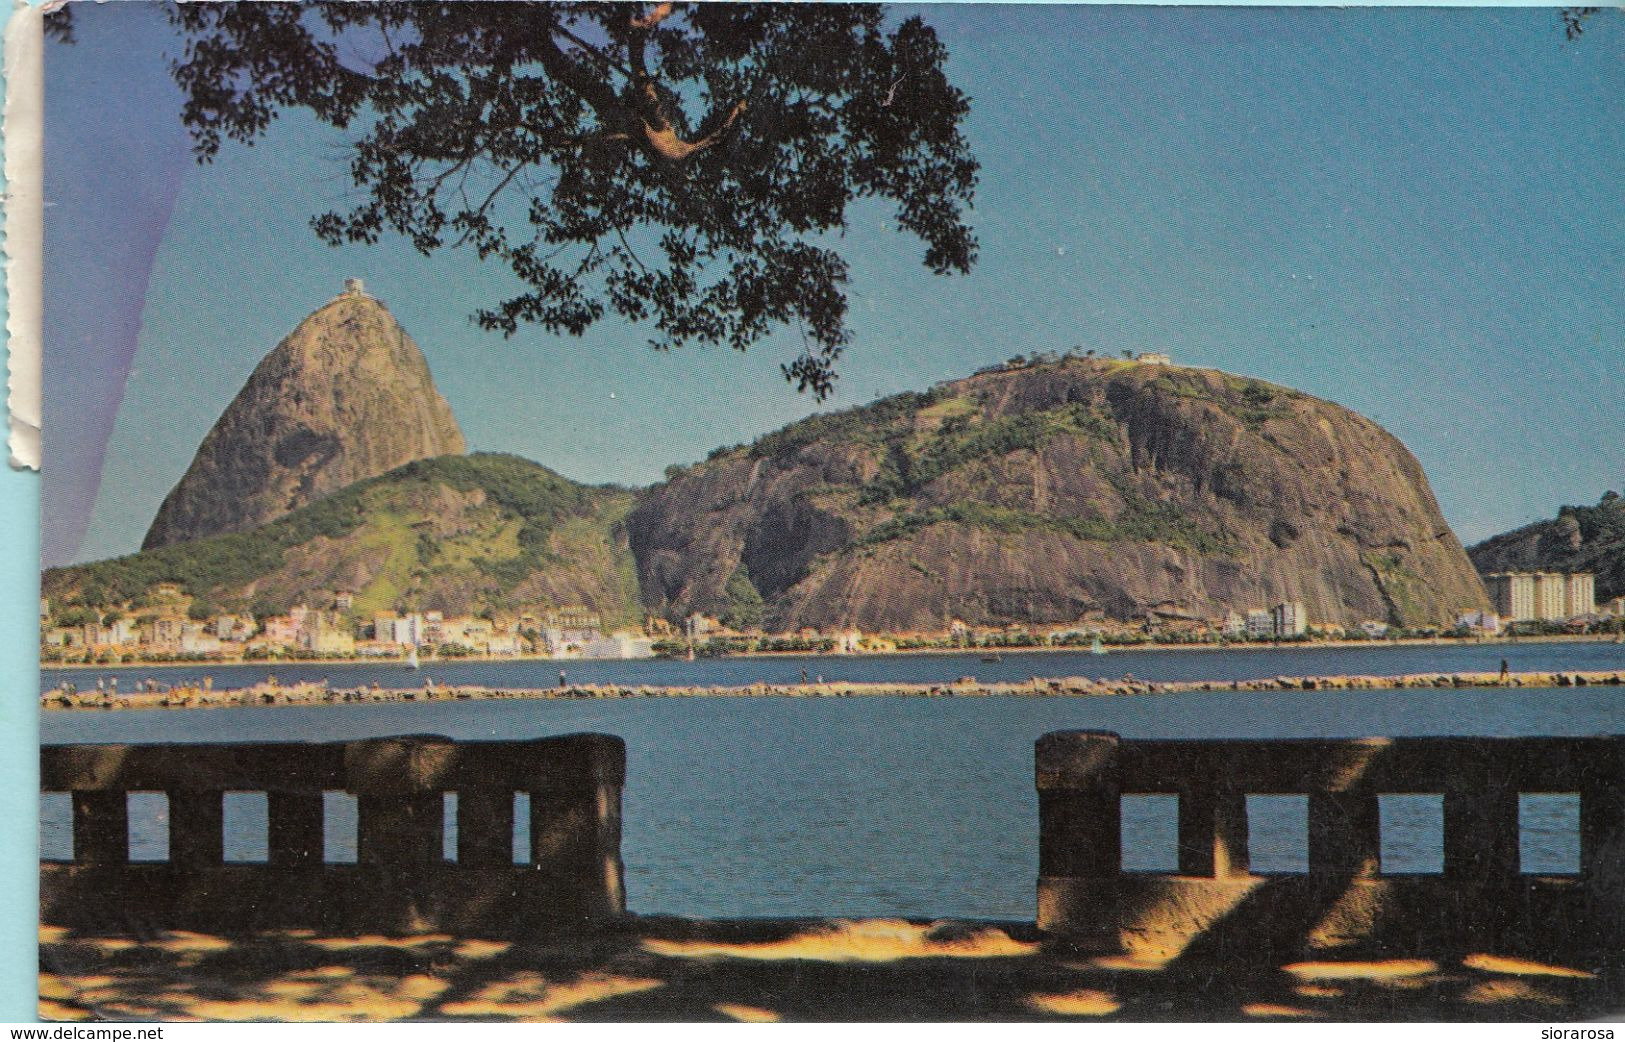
top-left (437, 972), bottom-right (662, 1019)
top-left (1283, 960), bottom-right (1438, 981)
top-left (640, 918), bottom-right (1039, 963)
top-left (305, 934), bottom-right (455, 952)
top-left (38, 920), bottom-right (1625, 1022)
top-left (1461, 979), bottom-right (1568, 1007)
top-left (713, 1002), bottom-right (781, 1022)
top-left (452, 940), bottom-right (513, 961)
top-left (1463, 954), bottom-right (1596, 979)
top-left (86, 939), bottom-right (138, 956)
top-left (1243, 1002), bottom-right (1325, 1018)
top-left (1086, 953), bottom-right (1174, 972)
top-left (147, 932), bottom-right (232, 968)
top-left (185, 968), bottom-right (447, 1022)
top-left (1292, 983), bottom-right (1345, 1000)
top-left (37, 999), bottom-right (90, 1022)
top-left (1026, 988), bottom-right (1122, 1016)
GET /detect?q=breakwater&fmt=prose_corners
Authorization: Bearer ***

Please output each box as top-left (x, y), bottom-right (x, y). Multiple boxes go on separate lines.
top-left (41, 668), bottom-right (1625, 711)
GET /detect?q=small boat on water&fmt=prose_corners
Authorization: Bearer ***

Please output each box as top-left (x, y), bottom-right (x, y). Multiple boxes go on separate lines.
top-left (980, 653), bottom-right (1002, 663)
top-left (405, 646), bottom-right (420, 669)
top-left (1090, 635), bottom-right (1107, 656)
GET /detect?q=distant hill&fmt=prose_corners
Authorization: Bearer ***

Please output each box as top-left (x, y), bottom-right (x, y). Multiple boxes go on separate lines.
top-left (627, 357), bottom-right (1489, 631)
top-left (1468, 492), bottom-right (1625, 602)
top-left (143, 282), bottom-right (465, 550)
top-left (50, 454), bottom-right (641, 625)
top-left (56, 356), bottom-right (1493, 637)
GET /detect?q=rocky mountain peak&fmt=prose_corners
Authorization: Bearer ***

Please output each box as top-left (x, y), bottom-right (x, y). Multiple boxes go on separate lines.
top-left (142, 282), bottom-right (466, 550)
top-left (628, 357), bottom-right (1489, 630)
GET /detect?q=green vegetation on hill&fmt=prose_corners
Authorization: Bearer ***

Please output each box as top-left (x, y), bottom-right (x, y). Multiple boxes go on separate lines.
top-left (1566, 492), bottom-right (1625, 546)
top-left (721, 562), bottom-right (766, 630)
top-left (52, 486), bottom-right (370, 610)
top-left (857, 500), bottom-right (1231, 555)
top-left (859, 402), bottom-right (1120, 506)
top-left (45, 454), bottom-right (640, 623)
top-left (746, 390), bottom-right (945, 462)
top-left (1151, 368), bottom-right (1292, 430)
top-left (416, 454), bottom-right (608, 588)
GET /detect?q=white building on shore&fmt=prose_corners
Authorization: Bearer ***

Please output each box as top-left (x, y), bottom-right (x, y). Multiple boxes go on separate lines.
top-left (1271, 601), bottom-right (1307, 638)
top-left (580, 632), bottom-right (657, 660)
top-left (1485, 571), bottom-right (1595, 622)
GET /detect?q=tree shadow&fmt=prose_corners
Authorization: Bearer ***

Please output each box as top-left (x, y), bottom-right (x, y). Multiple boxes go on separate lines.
top-left (38, 916), bottom-right (1625, 1023)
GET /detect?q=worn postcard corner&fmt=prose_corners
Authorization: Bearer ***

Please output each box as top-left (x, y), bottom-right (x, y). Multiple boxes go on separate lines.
top-left (5, 0), bottom-right (42, 471)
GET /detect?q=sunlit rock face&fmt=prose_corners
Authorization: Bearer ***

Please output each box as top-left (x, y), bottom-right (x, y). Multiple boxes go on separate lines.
top-left (143, 285), bottom-right (465, 550)
top-left (629, 358), bottom-right (1488, 631)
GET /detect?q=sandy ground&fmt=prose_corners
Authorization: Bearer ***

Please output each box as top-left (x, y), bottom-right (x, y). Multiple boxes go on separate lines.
top-left (38, 917), bottom-right (1625, 1023)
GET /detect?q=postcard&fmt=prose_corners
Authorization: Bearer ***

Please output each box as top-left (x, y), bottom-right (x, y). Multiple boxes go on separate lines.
top-left (26, 0), bottom-right (1625, 1023)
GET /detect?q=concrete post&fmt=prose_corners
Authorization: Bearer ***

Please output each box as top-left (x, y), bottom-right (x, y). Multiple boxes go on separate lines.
top-left (268, 792), bottom-right (324, 867)
top-left (1035, 731), bottom-right (1121, 949)
top-left (1179, 786), bottom-right (1249, 878)
top-left (1580, 738), bottom-right (1625, 890)
top-left (358, 794), bottom-right (444, 865)
top-left (1444, 782), bottom-right (1520, 881)
top-left (347, 737), bottom-right (454, 867)
top-left (457, 788), bottom-right (516, 867)
top-left (529, 782), bottom-right (624, 916)
top-left (71, 791), bottom-right (126, 864)
top-left (168, 789), bottom-right (224, 867)
top-left (1576, 739), bottom-right (1625, 949)
top-left (1308, 791), bottom-right (1381, 878)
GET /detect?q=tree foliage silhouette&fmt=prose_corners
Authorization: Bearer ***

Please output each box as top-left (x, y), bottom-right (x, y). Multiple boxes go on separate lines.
top-left (161, 2), bottom-right (979, 397)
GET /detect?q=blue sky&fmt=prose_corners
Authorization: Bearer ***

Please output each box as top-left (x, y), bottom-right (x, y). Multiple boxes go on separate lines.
top-left (42, 3), bottom-right (1624, 567)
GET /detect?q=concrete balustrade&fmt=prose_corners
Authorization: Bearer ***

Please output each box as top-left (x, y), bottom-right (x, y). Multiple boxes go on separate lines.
top-left (1037, 732), bottom-right (1625, 962)
top-left (41, 734), bottom-right (625, 937)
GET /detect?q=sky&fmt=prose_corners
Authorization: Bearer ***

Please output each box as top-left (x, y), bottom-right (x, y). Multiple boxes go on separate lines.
top-left (41, 3), bottom-right (1625, 568)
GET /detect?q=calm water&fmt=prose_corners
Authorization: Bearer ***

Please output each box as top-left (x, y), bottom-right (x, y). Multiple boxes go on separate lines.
top-left (41, 674), bottom-right (1625, 920)
top-left (40, 639), bottom-right (1625, 695)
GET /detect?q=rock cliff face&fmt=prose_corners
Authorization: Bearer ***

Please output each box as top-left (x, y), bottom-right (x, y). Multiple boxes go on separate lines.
top-left (142, 286), bottom-right (465, 550)
top-left (1468, 492), bottom-right (1625, 601)
top-left (628, 359), bottom-right (1488, 631)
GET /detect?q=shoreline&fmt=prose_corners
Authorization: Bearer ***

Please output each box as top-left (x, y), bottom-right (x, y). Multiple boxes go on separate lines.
top-left (41, 667), bottom-right (1625, 712)
top-left (39, 631), bottom-right (1624, 673)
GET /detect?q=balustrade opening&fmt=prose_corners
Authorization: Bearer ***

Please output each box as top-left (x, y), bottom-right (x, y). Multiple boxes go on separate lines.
top-left (39, 734), bottom-right (626, 937)
top-left (1038, 731), bottom-right (1623, 957)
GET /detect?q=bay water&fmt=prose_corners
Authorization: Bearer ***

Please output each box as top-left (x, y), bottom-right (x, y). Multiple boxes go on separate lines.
top-left (40, 641), bottom-right (1625, 921)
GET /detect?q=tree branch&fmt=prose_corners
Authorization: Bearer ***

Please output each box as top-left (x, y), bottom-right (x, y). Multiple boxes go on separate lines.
top-left (531, 25), bottom-right (629, 131)
top-left (553, 22), bottom-right (637, 80)
top-left (630, 3), bottom-right (676, 31)
top-left (639, 96), bottom-right (747, 161)
top-left (449, 158), bottom-right (532, 248)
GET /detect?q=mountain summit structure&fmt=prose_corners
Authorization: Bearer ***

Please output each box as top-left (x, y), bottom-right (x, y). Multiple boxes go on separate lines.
top-left (143, 281), bottom-right (466, 550)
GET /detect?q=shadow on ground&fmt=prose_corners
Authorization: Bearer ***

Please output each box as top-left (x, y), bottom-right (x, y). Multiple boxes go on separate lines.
top-left (39, 917), bottom-right (1625, 1023)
